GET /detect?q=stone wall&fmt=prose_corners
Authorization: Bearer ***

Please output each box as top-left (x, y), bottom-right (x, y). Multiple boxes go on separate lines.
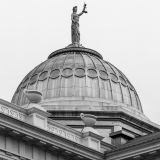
top-left (0, 133), bottom-right (65, 160)
top-left (154, 156), bottom-right (160, 160)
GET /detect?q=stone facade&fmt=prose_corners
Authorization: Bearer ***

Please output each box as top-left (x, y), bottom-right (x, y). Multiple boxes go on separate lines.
top-left (0, 96), bottom-right (160, 160)
top-left (1, 35), bottom-right (160, 160)
top-left (10, 46), bottom-right (160, 147)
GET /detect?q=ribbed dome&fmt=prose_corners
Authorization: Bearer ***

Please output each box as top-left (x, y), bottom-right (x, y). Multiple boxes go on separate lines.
top-left (11, 47), bottom-right (143, 113)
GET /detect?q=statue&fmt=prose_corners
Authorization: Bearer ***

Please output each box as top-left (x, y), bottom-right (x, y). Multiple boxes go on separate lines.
top-left (71, 3), bottom-right (87, 45)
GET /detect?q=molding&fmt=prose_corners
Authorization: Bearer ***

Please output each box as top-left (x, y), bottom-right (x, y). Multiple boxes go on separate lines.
top-left (47, 123), bottom-right (82, 144)
top-left (105, 138), bottom-right (160, 160)
top-left (47, 118), bottom-right (82, 137)
top-left (0, 98), bottom-right (26, 113)
top-left (105, 131), bottom-right (160, 160)
top-left (83, 132), bottom-right (104, 140)
top-left (101, 141), bottom-right (116, 150)
top-left (109, 130), bottom-right (135, 139)
top-left (0, 103), bottom-right (26, 122)
top-left (27, 106), bottom-right (51, 117)
top-left (48, 47), bottom-right (103, 59)
top-left (0, 113), bottom-right (104, 160)
top-left (49, 111), bottom-right (160, 133)
top-left (0, 99), bottom-right (83, 145)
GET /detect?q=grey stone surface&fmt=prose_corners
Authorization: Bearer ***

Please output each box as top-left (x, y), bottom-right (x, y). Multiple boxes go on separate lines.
top-left (71, 4), bottom-right (87, 44)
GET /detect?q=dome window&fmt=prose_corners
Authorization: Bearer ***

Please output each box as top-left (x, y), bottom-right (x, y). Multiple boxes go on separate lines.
top-left (75, 68), bottom-right (85, 77)
top-left (50, 69), bottom-right (60, 79)
top-left (22, 78), bottom-right (29, 87)
top-left (99, 71), bottom-right (108, 80)
top-left (87, 69), bottom-right (97, 78)
top-left (62, 68), bottom-right (73, 77)
top-left (127, 80), bottom-right (134, 90)
top-left (110, 73), bottom-right (118, 82)
top-left (29, 74), bottom-right (38, 84)
top-left (119, 76), bottom-right (126, 85)
top-left (39, 71), bottom-right (48, 81)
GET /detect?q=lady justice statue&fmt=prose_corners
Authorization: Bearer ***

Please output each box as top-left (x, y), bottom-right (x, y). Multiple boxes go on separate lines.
top-left (71, 3), bottom-right (87, 46)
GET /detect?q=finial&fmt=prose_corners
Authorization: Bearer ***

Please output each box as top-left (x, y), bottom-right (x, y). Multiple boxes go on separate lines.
top-left (24, 89), bottom-right (42, 104)
top-left (80, 113), bottom-right (97, 127)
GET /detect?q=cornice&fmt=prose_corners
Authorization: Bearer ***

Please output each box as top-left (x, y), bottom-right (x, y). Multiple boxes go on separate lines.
top-left (0, 98), bottom-right (26, 113)
top-left (27, 106), bottom-right (51, 117)
top-left (49, 111), bottom-right (160, 133)
top-left (101, 141), bottom-right (116, 150)
top-left (47, 118), bottom-right (82, 137)
top-left (48, 47), bottom-right (103, 59)
top-left (105, 136), bottom-right (160, 160)
top-left (109, 130), bottom-right (135, 140)
top-left (0, 113), bottom-right (104, 160)
top-left (83, 131), bottom-right (104, 140)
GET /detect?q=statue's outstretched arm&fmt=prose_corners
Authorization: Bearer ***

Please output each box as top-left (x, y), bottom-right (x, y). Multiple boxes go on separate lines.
top-left (78, 4), bottom-right (87, 16)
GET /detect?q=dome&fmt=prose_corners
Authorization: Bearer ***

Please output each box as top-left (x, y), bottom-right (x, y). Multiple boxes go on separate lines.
top-left (11, 47), bottom-right (143, 113)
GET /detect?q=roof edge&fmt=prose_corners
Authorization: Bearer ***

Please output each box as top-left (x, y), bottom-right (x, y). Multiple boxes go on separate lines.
top-left (48, 47), bottom-right (103, 59)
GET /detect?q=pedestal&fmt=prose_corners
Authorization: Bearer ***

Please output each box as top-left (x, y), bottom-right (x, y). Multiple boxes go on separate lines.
top-left (26, 103), bottom-right (51, 130)
top-left (82, 130), bottom-right (103, 151)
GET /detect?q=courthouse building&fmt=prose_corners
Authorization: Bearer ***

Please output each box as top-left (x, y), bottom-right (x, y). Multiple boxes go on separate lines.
top-left (1, 7), bottom-right (160, 160)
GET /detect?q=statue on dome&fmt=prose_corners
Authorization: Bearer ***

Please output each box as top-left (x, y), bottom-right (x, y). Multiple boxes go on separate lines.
top-left (71, 3), bottom-right (87, 45)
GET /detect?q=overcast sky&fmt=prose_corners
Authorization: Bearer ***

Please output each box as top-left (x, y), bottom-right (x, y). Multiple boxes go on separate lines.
top-left (0, 0), bottom-right (160, 124)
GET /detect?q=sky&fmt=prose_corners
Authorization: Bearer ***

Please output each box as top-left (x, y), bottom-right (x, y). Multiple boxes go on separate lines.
top-left (0, 0), bottom-right (160, 124)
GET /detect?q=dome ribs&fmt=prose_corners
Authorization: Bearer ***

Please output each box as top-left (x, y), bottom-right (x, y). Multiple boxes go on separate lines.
top-left (11, 47), bottom-right (143, 114)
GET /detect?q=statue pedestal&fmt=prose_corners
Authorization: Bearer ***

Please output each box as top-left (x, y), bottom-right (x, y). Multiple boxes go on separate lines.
top-left (66, 43), bottom-right (84, 48)
top-left (80, 113), bottom-right (103, 151)
top-left (26, 103), bottom-right (51, 130)
top-left (82, 130), bottom-right (103, 151)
